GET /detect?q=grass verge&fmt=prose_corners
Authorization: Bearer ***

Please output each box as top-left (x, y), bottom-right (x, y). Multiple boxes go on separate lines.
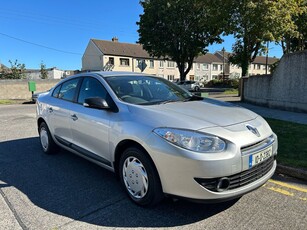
top-left (223, 88), bottom-right (238, 95)
top-left (0, 99), bottom-right (14, 105)
top-left (265, 118), bottom-right (307, 169)
top-left (0, 99), bottom-right (30, 105)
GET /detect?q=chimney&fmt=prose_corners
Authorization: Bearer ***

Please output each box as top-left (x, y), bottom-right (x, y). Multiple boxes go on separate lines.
top-left (112, 37), bottom-right (119, 42)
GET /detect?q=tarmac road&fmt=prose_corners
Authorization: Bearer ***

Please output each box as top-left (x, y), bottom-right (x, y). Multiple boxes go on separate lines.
top-left (0, 104), bottom-right (306, 230)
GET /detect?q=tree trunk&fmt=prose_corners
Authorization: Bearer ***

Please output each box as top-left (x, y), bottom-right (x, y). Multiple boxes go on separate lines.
top-left (179, 70), bottom-right (186, 82)
top-left (177, 62), bottom-right (187, 82)
top-left (242, 37), bottom-right (249, 77)
top-left (241, 58), bottom-right (249, 77)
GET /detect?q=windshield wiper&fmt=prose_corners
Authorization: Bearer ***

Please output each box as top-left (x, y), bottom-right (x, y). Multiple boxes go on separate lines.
top-left (159, 99), bottom-right (181, 104)
top-left (183, 95), bottom-right (203, 102)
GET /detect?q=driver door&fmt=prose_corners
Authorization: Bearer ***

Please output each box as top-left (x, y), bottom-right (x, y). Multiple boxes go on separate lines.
top-left (69, 77), bottom-right (113, 166)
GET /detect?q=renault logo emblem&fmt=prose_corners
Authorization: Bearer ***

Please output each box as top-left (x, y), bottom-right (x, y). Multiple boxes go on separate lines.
top-left (246, 125), bottom-right (260, 137)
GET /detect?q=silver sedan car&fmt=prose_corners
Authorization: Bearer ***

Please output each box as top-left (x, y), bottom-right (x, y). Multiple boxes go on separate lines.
top-left (176, 80), bottom-right (201, 92)
top-left (36, 71), bottom-right (277, 206)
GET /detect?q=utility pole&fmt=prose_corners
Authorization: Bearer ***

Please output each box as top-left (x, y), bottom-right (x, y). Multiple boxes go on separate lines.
top-left (265, 42), bottom-right (269, 75)
top-left (222, 47), bottom-right (225, 81)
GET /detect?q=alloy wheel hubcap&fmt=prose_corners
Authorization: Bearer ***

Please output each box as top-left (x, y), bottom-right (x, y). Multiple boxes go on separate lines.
top-left (122, 156), bottom-right (148, 199)
top-left (40, 128), bottom-right (49, 151)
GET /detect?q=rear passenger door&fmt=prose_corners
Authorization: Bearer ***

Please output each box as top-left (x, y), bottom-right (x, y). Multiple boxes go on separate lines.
top-left (48, 78), bottom-right (81, 145)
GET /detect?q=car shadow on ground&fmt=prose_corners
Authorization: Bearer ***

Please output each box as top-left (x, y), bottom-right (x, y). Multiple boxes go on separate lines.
top-left (0, 137), bottom-right (238, 228)
top-left (22, 101), bottom-right (35, 104)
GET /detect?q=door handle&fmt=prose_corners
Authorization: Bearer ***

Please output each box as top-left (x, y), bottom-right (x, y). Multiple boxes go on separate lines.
top-left (71, 114), bottom-right (78, 121)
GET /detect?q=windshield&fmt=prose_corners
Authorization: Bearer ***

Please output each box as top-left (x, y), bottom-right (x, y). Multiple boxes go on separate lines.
top-left (105, 75), bottom-right (197, 105)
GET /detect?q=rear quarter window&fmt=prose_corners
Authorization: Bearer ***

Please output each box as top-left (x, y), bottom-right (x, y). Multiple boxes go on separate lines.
top-left (52, 78), bottom-right (80, 102)
top-left (52, 85), bottom-right (61, 98)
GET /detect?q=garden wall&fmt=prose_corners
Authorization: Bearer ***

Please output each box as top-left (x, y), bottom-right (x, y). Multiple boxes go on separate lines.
top-left (0, 79), bottom-right (60, 100)
top-left (243, 50), bottom-right (307, 113)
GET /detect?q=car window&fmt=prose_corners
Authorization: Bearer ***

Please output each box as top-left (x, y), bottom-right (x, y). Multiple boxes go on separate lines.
top-left (77, 77), bottom-right (107, 104)
top-left (58, 78), bottom-right (80, 101)
top-left (106, 75), bottom-right (192, 105)
top-left (52, 85), bottom-right (61, 98)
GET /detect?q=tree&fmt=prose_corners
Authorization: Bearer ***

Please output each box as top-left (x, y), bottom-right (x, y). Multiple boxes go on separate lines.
top-left (40, 61), bottom-right (48, 79)
top-left (280, 0), bottom-right (307, 53)
top-left (7, 59), bottom-right (26, 79)
top-left (226, 0), bottom-right (298, 77)
top-left (137, 0), bottom-right (226, 81)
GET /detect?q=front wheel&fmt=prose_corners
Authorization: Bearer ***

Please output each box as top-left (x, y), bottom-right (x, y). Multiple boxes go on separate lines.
top-left (119, 147), bottom-right (164, 207)
top-left (39, 122), bottom-right (59, 154)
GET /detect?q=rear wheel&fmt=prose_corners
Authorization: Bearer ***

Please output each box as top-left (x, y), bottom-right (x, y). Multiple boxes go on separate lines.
top-left (39, 122), bottom-right (59, 154)
top-left (119, 147), bottom-right (164, 207)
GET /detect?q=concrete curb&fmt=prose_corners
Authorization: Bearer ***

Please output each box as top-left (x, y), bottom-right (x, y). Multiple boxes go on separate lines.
top-left (276, 164), bottom-right (307, 181)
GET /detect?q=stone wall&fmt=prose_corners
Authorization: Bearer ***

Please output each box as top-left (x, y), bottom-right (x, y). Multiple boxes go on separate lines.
top-left (0, 79), bottom-right (60, 100)
top-left (243, 50), bottom-right (307, 113)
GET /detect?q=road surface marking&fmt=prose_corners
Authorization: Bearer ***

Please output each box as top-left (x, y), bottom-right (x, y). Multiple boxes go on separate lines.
top-left (267, 186), bottom-right (294, 196)
top-left (268, 179), bottom-right (307, 193)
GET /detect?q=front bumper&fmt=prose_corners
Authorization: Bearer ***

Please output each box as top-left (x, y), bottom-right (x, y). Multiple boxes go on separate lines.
top-left (145, 132), bottom-right (277, 201)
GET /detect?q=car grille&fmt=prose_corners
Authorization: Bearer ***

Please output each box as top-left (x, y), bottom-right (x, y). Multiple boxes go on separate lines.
top-left (228, 156), bottom-right (275, 189)
top-left (241, 135), bottom-right (275, 156)
top-left (195, 156), bottom-right (275, 192)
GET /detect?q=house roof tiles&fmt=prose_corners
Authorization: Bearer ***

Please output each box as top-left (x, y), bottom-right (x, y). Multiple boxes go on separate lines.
top-left (195, 53), bottom-right (223, 63)
top-left (92, 39), bottom-right (151, 59)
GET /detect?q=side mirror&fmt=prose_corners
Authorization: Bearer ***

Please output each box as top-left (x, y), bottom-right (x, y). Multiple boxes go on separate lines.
top-left (83, 97), bottom-right (110, 110)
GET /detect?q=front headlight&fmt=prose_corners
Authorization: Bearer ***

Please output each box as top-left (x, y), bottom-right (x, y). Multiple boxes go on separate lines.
top-left (153, 128), bottom-right (226, 153)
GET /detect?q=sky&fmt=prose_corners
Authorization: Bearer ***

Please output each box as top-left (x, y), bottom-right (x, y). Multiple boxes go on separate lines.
top-left (0, 0), bottom-right (283, 71)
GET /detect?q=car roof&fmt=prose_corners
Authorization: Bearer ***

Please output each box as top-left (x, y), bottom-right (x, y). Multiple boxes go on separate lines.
top-left (56, 72), bottom-right (160, 87)
top-left (91, 71), bottom-right (153, 78)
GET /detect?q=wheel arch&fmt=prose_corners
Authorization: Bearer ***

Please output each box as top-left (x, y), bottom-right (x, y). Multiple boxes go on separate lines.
top-left (37, 117), bottom-right (46, 133)
top-left (113, 139), bottom-right (159, 180)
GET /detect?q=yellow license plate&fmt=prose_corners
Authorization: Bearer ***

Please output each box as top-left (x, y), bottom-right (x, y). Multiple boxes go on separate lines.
top-left (249, 146), bottom-right (273, 168)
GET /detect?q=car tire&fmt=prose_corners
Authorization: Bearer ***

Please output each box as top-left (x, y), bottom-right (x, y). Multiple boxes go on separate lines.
top-left (39, 122), bottom-right (59, 154)
top-left (119, 147), bottom-right (164, 207)
top-left (194, 86), bottom-right (200, 92)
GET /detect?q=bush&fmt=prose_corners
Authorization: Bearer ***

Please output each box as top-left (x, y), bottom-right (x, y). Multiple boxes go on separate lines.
top-left (205, 79), bottom-right (239, 89)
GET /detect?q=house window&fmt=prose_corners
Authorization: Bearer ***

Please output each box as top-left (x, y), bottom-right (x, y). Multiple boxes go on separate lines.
top-left (149, 60), bottom-right (154, 68)
top-left (257, 64), bottom-right (261, 70)
top-left (202, 64), bottom-right (209, 70)
top-left (109, 57), bottom-right (114, 65)
top-left (212, 75), bottom-right (218, 79)
top-left (196, 63), bottom-right (200, 70)
top-left (167, 75), bottom-right (175, 81)
top-left (220, 65), bottom-right (223, 71)
top-left (120, 58), bottom-right (130, 66)
top-left (213, 64), bottom-right (218, 71)
top-left (167, 61), bottom-right (175, 68)
top-left (159, 61), bottom-right (164, 68)
top-left (203, 75), bottom-right (208, 80)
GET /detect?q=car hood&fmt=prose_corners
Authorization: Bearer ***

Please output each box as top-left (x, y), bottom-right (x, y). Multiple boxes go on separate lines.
top-left (127, 98), bottom-right (258, 130)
